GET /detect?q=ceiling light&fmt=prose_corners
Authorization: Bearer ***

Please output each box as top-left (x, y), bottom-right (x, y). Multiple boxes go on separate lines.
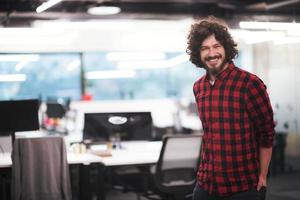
top-left (36, 0), bottom-right (63, 13)
top-left (106, 52), bottom-right (166, 61)
top-left (117, 53), bottom-right (189, 70)
top-left (0, 28), bottom-right (63, 36)
top-left (239, 21), bottom-right (300, 31)
top-left (232, 30), bottom-right (285, 44)
top-left (15, 61), bottom-right (29, 72)
top-left (87, 6), bottom-right (121, 15)
top-left (0, 54), bottom-right (40, 62)
top-left (0, 74), bottom-right (27, 82)
top-left (274, 37), bottom-right (300, 45)
top-left (117, 60), bottom-right (166, 70)
top-left (287, 29), bottom-right (300, 36)
top-left (33, 20), bottom-right (134, 30)
top-left (0, 32), bottom-right (77, 46)
top-left (67, 59), bottom-right (81, 71)
top-left (85, 70), bottom-right (136, 80)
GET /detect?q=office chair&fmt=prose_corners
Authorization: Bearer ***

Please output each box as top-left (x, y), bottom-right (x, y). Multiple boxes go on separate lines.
top-left (0, 136), bottom-right (12, 200)
top-left (11, 136), bottom-right (72, 200)
top-left (144, 134), bottom-right (202, 200)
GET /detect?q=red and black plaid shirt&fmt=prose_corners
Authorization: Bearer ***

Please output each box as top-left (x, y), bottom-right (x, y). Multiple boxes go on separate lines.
top-left (193, 63), bottom-right (275, 197)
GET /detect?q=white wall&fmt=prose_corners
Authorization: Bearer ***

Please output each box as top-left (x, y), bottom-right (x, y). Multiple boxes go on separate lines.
top-left (253, 42), bottom-right (300, 134)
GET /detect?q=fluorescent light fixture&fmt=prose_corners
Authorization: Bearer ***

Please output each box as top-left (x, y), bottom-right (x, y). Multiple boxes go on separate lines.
top-left (239, 21), bottom-right (300, 31)
top-left (86, 70), bottom-right (136, 80)
top-left (0, 32), bottom-right (78, 45)
top-left (33, 20), bottom-right (134, 30)
top-left (36, 0), bottom-right (62, 13)
top-left (13, 55), bottom-right (40, 71)
top-left (87, 6), bottom-right (121, 15)
top-left (67, 59), bottom-right (81, 71)
top-left (274, 36), bottom-right (300, 45)
top-left (0, 28), bottom-right (63, 36)
top-left (230, 29), bottom-right (285, 44)
top-left (0, 74), bottom-right (27, 82)
top-left (106, 52), bottom-right (166, 61)
top-left (167, 54), bottom-right (189, 66)
top-left (0, 54), bottom-right (40, 62)
top-left (117, 60), bottom-right (166, 70)
top-left (245, 31), bottom-right (285, 44)
top-left (287, 29), bottom-right (300, 36)
top-left (15, 61), bottom-right (29, 72)
top-left (117, 53), bottom-right (189, 70)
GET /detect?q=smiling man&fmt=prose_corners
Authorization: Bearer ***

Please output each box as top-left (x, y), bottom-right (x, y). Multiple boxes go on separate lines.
top-left (186, 16), bottom-right (275, 200)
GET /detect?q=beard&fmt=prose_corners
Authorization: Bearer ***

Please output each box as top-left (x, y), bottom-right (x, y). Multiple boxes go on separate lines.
top-left (203, 55), bottom-right (228, 76)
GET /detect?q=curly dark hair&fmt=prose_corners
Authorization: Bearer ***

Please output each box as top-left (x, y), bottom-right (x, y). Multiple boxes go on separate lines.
top-left (186, 16), bottom-right (238, 68)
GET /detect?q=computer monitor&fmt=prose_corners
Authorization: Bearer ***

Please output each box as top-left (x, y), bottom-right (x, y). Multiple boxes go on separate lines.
top-left (0, 99), bottom-right (40, 136)
top-left (45, 97), bottom-right (70, 119)
top-left (46, 103), bottom-right (67, 118)
top-left (83, 112), bottom-right (153, 143)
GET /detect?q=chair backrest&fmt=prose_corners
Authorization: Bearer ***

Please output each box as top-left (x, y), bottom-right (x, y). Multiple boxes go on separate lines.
top-left (154, 134), bottom-right (202, 196)
top-left (11, 136), bottom-right (72, 200)
top-left (0, 136), bottom-right (12, 153)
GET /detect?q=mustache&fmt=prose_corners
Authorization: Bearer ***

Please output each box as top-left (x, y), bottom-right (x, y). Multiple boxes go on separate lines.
top-left (205, 55), bottom-right (221, 61)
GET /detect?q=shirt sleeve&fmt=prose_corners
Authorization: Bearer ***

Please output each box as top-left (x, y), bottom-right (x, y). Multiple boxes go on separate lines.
top-left (246, 75), bottom-right (275, 148)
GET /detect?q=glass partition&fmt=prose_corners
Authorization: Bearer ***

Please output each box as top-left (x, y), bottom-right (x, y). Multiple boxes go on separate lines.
top-left (83, 52), bottom-right (202, 100)
top-left (0, 53), bottom-right (81, 101)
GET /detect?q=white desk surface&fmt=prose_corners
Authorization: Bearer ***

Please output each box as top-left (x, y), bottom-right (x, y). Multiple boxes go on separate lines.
top-left (101, 141), bottom-right (162, 166)
top-left (0, 153), bottom-right (12, 168)
top-left (0, 141), bottom-right (162, 168)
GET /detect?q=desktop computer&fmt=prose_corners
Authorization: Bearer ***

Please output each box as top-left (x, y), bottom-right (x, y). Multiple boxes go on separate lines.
top-left (82, 111), bottom-right (153, 145)
top-left (0, 99), bottom-right (40, 141)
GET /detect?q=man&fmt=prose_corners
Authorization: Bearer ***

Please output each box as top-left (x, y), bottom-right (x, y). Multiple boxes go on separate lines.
top-left (186, 16), bottom-right (275, 200)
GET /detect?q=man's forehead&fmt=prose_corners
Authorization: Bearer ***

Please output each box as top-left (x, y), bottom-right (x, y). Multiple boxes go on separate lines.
top-left (201, 38), bottom-right (222, 47)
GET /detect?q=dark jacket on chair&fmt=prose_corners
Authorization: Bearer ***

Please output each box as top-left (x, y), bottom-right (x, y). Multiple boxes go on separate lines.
top-left (11, 136), bottom-right (72, 200)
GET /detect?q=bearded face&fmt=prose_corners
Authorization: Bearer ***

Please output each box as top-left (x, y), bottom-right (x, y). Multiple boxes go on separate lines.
top-left (200, 34), bottom-right (228, 77)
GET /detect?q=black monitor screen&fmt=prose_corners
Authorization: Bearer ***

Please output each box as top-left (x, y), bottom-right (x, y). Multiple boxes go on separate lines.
top-left (46, 103), bottom-right (67, 118)
top-left (46, 97), bottom-right (70, 118)
top-left (0, 99), bottom-right (40, 135)
top-left (83, 112), bottom-right (153, 143)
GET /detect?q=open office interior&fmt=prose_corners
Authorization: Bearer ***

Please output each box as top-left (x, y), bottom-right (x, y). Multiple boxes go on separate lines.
top-left (0, 1), bottom-right (300, 200)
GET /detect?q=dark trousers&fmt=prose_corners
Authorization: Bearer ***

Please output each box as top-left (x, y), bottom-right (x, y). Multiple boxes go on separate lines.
top-left (192, 183), bottom-right (266, 200)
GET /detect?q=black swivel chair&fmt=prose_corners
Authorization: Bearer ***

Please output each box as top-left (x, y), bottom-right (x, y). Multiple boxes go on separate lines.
top-left (144, 134), bottom-right (202, 200)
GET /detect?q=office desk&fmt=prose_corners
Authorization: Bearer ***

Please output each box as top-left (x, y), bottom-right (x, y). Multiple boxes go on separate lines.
top-left (0, 153), bottom-right (12, 168)
top-left (99, 141), bottom-right (162, 166)
top-left (0, 141), bottom-right (162, 168)
top-left (68, 141), bottom-right (162, 200)
top-left (0, 141), bottom-right (162, 200)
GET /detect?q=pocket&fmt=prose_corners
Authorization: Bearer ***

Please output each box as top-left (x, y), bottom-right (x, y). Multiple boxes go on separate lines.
top-left (196, 92), bottom-right (209, 99)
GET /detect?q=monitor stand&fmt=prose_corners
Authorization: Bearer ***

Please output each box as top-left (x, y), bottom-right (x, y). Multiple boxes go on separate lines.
top-left (111, 132), bottom-right (123, 149)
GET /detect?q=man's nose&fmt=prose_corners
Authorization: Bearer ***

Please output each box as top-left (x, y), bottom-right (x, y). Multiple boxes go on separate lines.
top-left (207, 47), bottom-right (217, 56)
